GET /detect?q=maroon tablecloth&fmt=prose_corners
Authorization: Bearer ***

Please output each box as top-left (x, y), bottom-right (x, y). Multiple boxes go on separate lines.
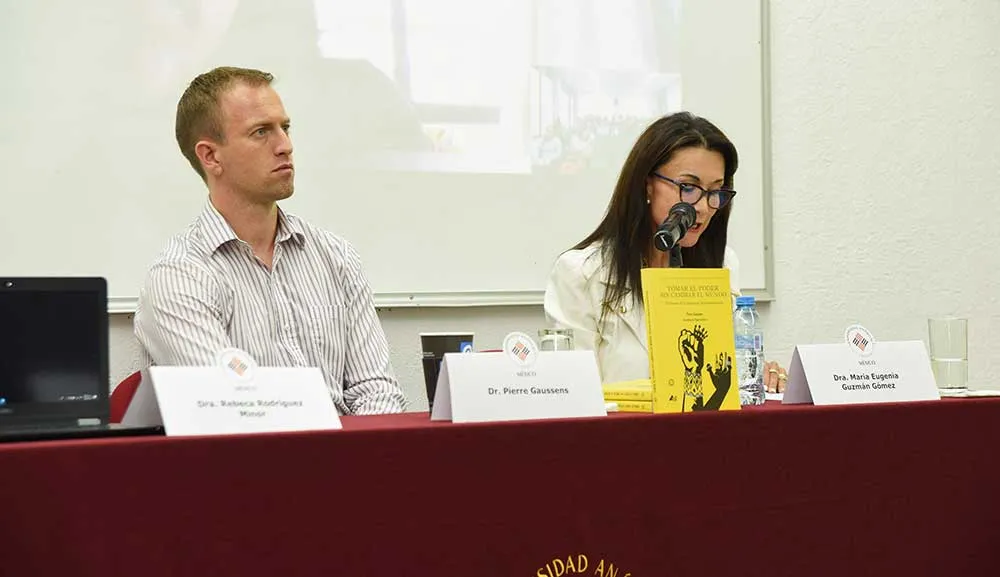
top-left (2, 399), bottom-right (999, 576)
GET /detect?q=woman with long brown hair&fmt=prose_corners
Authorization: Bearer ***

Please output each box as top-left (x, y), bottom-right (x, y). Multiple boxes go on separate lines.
top-left (544, 112), bottom-right (786, 393)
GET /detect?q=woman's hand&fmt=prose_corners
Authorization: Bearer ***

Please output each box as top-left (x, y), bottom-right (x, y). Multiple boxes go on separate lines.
top-left (764, 360), bottom-right (788, 393)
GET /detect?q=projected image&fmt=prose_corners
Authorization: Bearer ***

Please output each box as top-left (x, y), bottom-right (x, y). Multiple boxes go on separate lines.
top-left (2, 0), bottom-right (681, 176)
top-left (313, 0), bottom-right (683, 174)
top-left (136, 0), bottom-right (682, 174)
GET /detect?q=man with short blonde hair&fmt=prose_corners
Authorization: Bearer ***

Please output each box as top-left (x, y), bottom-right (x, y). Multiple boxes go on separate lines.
top-left (135, 66), bottom-right (406, 415)
top-left (175, 66), bottom-right (275, 181)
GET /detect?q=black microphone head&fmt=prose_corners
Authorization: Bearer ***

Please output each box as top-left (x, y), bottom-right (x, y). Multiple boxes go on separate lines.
top-left (653, 202), bottom-right (697, 253)
top-left (669, 202), bottom-right (697, 227)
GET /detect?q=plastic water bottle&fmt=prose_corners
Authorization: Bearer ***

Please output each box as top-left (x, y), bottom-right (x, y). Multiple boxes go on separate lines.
top-left (733, 296), bottom-right (765, 406)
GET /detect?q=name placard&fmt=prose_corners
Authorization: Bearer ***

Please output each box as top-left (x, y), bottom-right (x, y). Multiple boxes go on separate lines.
top-left (783, 338), bottom-right (939, 406)
top-left (430, 333), bottom-right (606, 423)
top-left (132, 349), bottom-right (341, 436)
top-left (146, 365), bottom-right (342, 436)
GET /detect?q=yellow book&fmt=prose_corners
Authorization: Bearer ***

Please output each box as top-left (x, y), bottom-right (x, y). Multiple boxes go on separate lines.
top-left (641, 268), bottom-right (740, 413)
top-left (608, 399), bottom-right (654, 413)
top-left (602, 379), bottom-right (653, 401)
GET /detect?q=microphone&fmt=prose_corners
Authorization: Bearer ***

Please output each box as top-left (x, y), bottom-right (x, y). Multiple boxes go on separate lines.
top-left (653, 202), bottom-right (696, 252)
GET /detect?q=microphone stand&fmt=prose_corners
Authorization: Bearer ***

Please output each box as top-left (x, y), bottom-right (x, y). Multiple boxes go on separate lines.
top-left (669, 245), bottom-right (683, 268)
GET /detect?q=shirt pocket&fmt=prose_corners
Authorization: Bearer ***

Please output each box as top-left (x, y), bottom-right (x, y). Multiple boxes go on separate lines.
top-left (305, 305), bottom-right (347, 351)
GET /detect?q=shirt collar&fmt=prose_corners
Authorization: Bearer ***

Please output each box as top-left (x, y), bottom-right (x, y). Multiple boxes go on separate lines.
top-left (197, 200), bottom-right (305, 253)
top-left (276, 208), bottom-right (306, 246)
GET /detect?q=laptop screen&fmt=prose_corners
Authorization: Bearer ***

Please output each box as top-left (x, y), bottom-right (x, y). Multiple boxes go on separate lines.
top-left (0, 278), bottom-right (109, 424)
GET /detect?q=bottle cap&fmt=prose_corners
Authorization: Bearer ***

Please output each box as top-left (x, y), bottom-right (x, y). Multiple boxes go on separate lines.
top-left (735, 295), bottom-right (756, 307)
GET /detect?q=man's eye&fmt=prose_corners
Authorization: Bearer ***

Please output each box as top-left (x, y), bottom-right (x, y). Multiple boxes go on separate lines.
top-left (255, 127), bottom-right (267, 136)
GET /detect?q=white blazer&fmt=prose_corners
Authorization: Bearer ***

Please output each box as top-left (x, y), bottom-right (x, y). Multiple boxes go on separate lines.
top-left (543, 244), bottom-right (741, 385)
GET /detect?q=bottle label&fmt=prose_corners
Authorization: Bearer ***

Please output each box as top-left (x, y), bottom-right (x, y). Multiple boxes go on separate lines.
top-left (735, 334), bottom-right (764, 351)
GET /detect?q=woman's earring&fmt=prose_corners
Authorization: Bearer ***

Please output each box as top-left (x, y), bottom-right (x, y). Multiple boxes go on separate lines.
top-left (646, 197), bottom-right (651, 205)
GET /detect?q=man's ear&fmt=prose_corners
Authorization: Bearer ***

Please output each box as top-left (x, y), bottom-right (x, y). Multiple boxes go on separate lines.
top-left (195, 139), bottom-right (223, 177)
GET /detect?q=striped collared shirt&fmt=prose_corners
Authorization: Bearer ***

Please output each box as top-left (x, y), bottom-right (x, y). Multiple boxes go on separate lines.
top-left (134, 201), bottom-right (406, 415)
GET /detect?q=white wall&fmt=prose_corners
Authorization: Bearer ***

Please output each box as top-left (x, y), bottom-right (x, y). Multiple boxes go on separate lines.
top-left (764, 0), bottom-right (1000, 389)
top-left (109, 0), bottom-right (1000, 406)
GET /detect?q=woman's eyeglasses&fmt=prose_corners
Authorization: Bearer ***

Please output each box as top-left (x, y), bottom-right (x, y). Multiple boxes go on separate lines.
top-left (651, 173), bottom-right (736, 209)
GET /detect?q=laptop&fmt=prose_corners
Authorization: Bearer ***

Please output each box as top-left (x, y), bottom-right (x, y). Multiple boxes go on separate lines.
top-left (0, 277), bottom-right (162, 442)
